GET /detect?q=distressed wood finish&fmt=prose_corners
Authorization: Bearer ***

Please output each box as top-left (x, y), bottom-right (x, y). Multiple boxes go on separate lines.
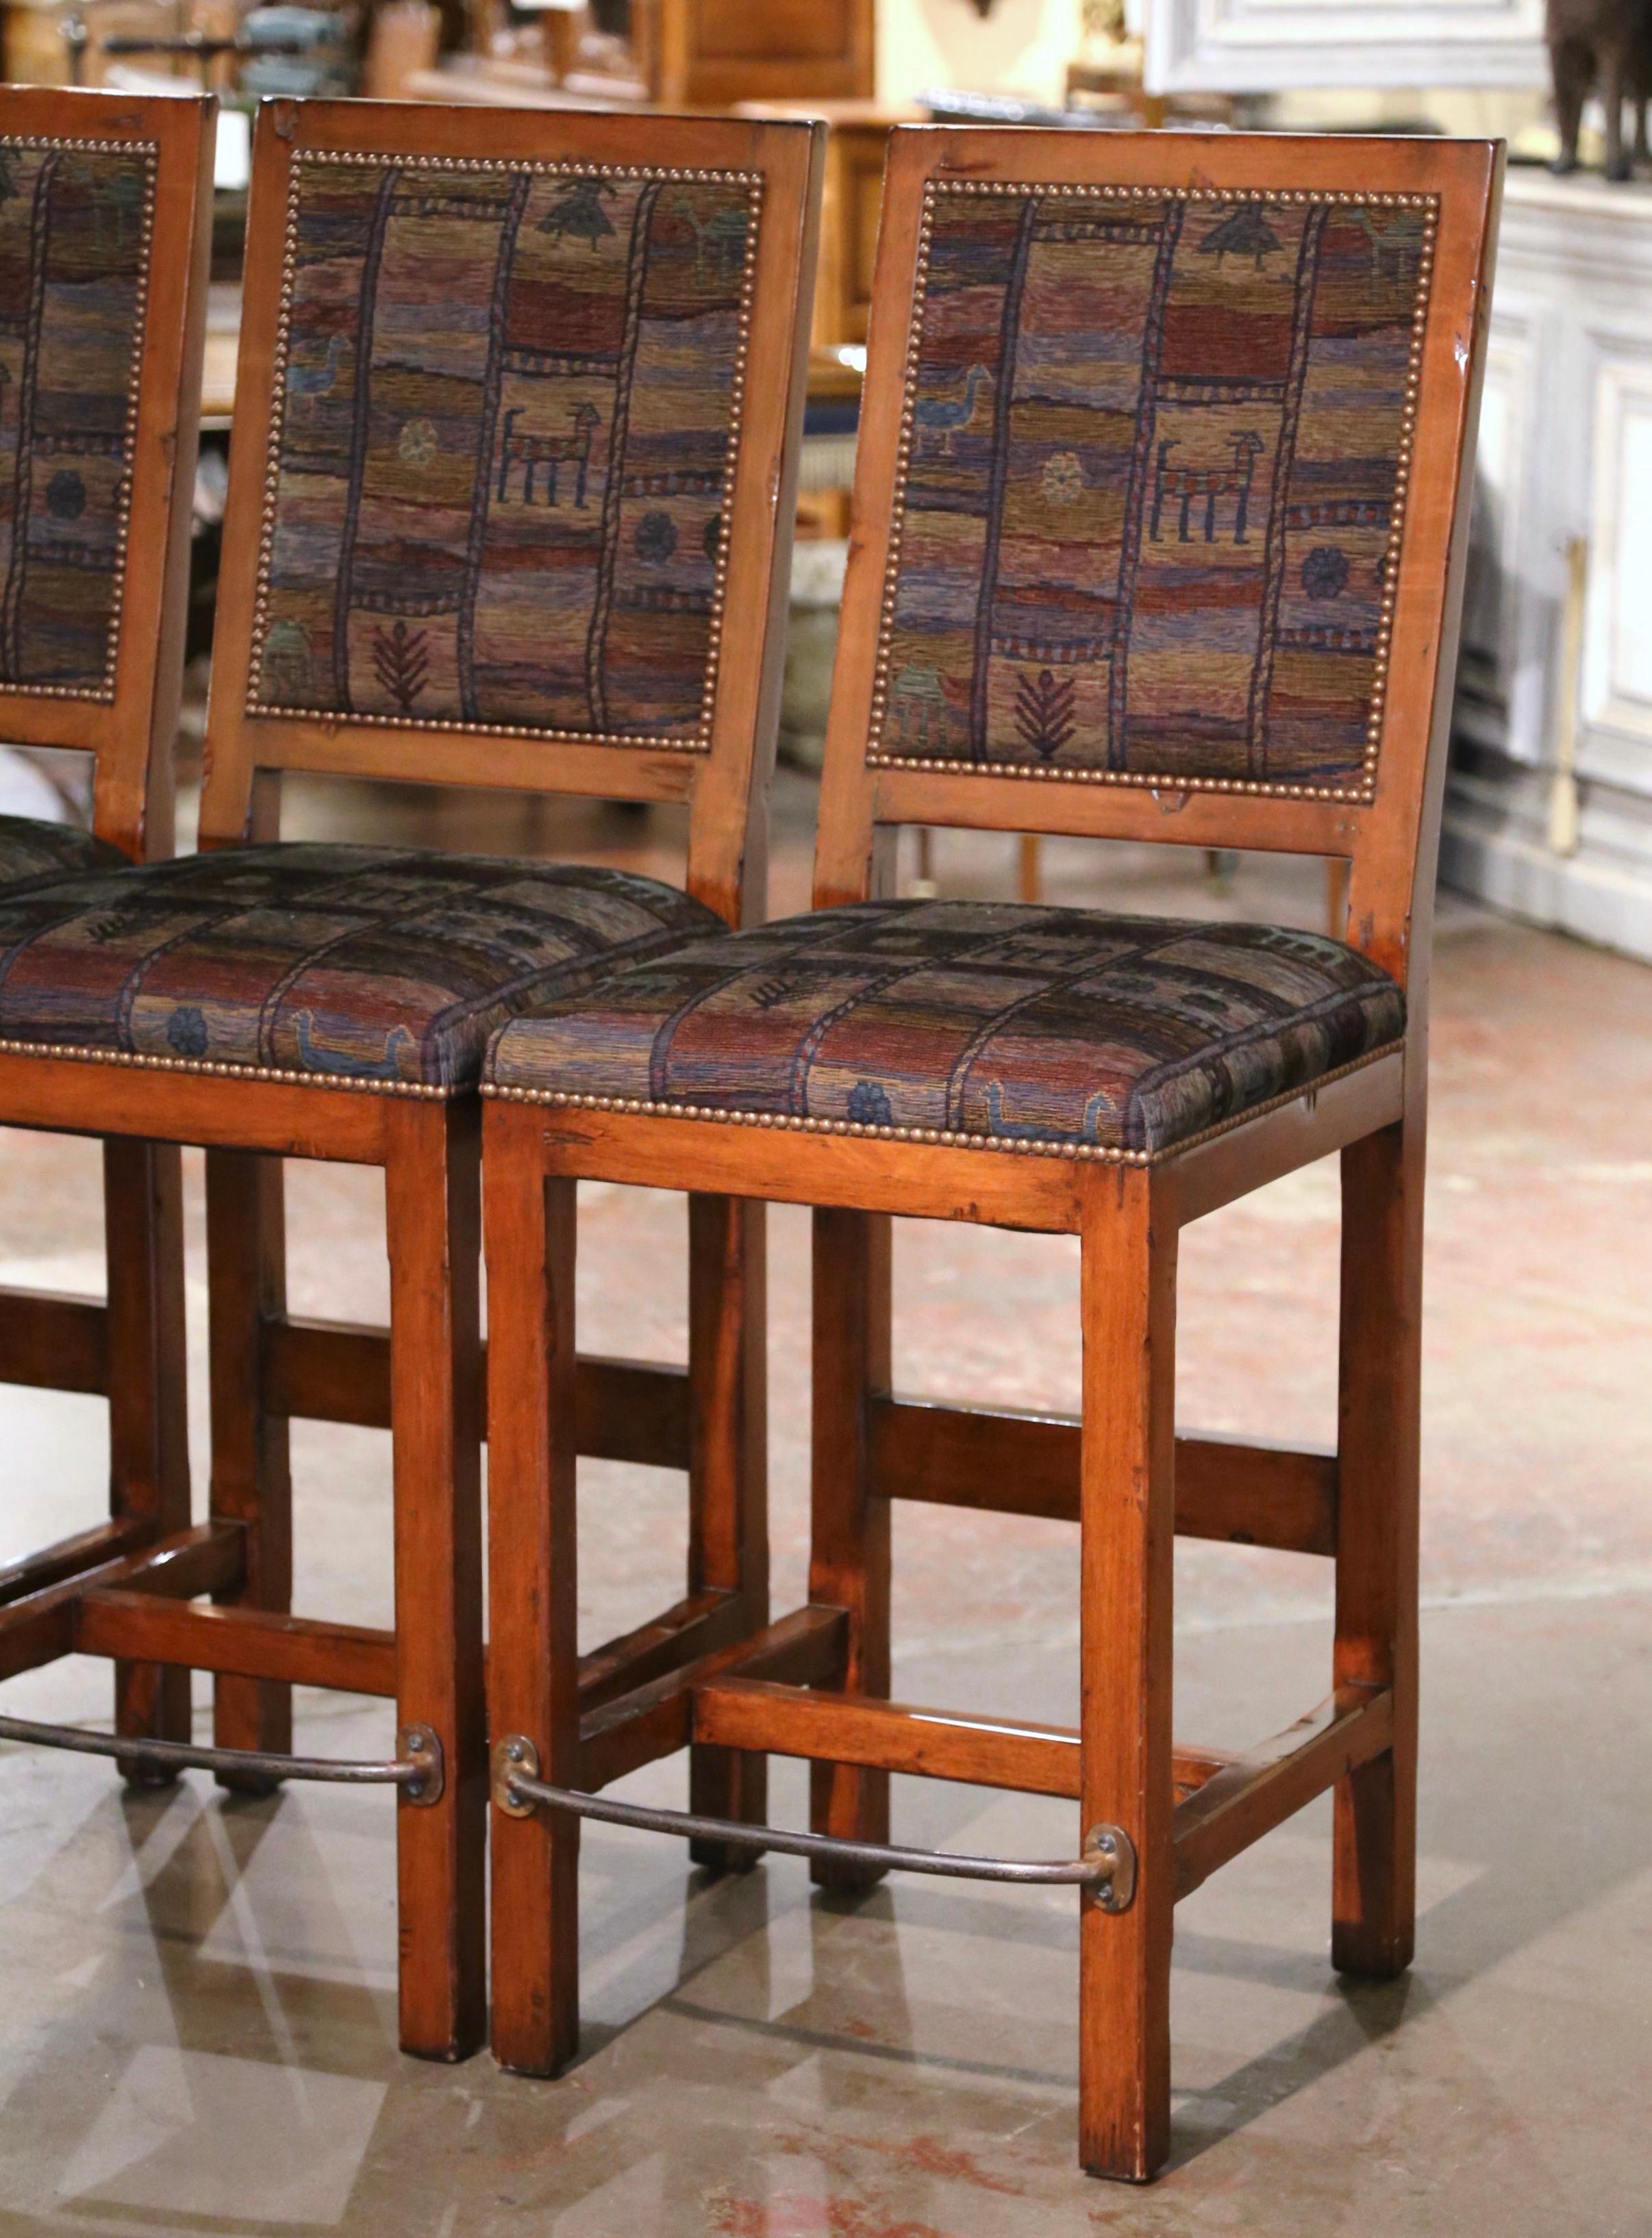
top-left (480, 127), bottom-right (1502, 2176)
top-left (0, 98), bottom-right (823, 2069)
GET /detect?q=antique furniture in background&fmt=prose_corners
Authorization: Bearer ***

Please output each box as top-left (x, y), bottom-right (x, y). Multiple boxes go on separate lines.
top-left (0, 96), bottom-right (823, 2062)
top-left (0, 85), bottom-right (213, 1766)
top-left (1144, 0), bottom-right (1549, 93)
top-left (1545, 0), bottom-right (1652, 176)
top-left (479, 123), bottom-right (1502, 2179)
top-left (416, 0), bottom-right (875, 110)
top-left (1447, 165), bottom-right (1652, 961)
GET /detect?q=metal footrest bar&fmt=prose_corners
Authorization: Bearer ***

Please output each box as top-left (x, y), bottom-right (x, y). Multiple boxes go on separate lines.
top-left (492, 1737), bottom-right (1136, 1909)
top-left (0, 1713), bottom-right (445, 1805)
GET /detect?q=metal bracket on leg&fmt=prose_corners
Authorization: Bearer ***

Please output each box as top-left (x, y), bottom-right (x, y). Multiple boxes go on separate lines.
top-left (492, 1734), bottom-right (1137, 1903)
top-left (0, 1712), bottom-right (444, 1805)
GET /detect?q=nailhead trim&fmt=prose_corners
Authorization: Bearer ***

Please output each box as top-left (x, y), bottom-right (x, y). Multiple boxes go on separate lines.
top-left (481, 1042), bottom-right (1404, 1166)
top-left (864, 181), bottom-right (1440, 808)
top-left (0, 1038), bottom-right (453, 1098)
top-left (245, 154), bottom-right (764, 755)
top-left (0, 136), bottom-right (158, 708)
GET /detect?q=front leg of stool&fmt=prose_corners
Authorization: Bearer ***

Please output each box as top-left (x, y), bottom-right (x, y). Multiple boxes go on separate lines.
top-left (1332, 1114), bottom-right (1422, 1979)
top-left (687, 1192), bottom-right (769, 1870)
top-left (106, 1138), bottom-right (192, 1787)
top-left (808, 1206), bottom-right (892, 1893)
top-left (486, 1129), bottom-right (581, 2078)
top-left (386, 1096), bottom-right (487, 2063)
top-left (1078, 1168), bottom-right (1176, 2185)
top-left (205, 1147), bottom-right (293, 1791)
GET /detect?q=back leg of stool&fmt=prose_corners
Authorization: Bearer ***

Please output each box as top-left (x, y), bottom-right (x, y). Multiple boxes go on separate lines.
top-left (808, 1207), bottom-right (891, 1892)
top-left (1078, 1168), bottom-right (1176, 2185)
top-left (387, 1095), bottom-right (487, 2063)
top-left (1333, 1114), bottom-right (1422, 1978)
top-left (487, 1127), bottom-right (580, 2076)
top-left (205, 1146), bottom-right (295, 1790)
top-left (687, 1192), bottom-right (769, 1870)
top-left (106, 1139), bottom-right (192, 1787)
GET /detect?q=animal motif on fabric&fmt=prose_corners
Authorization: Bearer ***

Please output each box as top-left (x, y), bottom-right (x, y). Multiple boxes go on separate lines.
top-left (250, 158), bottom-right (762, 746)
top-left (872, 186), bottom-right (1437, 799)
top-left (0, 139), bottom-right (155, 700)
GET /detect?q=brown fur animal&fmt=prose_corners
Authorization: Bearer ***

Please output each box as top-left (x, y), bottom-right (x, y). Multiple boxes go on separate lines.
top-left (1548, 0), bottom-right (1652, 178)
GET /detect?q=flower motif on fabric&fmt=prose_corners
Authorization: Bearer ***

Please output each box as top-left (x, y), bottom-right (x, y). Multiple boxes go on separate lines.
top-left (166, 1007), bottom-right (209, 1059)
top-left (45, 471), bottom-right (86, 522)
top-left (634, 511), bottom-right (678, 564)
top-left (846, 1081), bottom-right (894, 1127)
top-left (1302, 546), bottom-right (1351, 600)
top-left (397, 418), bottom-right (438, 468)
top-left (1042, 451), bottom-right (1085, 506)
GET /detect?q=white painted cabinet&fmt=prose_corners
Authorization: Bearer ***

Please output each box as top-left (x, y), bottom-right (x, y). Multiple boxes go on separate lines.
top-left (1444, 170), bottom-right (1652, 963)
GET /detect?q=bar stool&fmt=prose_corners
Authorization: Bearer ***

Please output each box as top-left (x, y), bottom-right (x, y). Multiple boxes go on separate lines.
top-left (0, 95), bottom-right (823, 2061)
top-left (0, 85), bottom-right (214, 1769)
top-left (479, 125), bottom-right (1503, 2174)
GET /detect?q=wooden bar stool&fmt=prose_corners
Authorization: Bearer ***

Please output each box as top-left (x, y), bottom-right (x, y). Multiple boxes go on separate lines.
top-left (0, 86), bottom-right (214, 1771)
top-left (480, 127), bottom-right (1503, 2173)
top-left (0, 97), bottom-right (823, 2061)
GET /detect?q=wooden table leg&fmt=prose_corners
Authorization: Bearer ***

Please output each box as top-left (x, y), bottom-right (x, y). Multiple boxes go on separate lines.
top-left (205, 1146), bottom-right (293, 1789)
top-left (1078, 1167), bottom-right (1176, 2183)
top-left (386, 1096), bottom-right (486, 2062)
top-left (486, 1120), bottom-right (581, 2078)
top-left (687, 1192), bottom-right (769, 1868)
top-left (105, 1138), bottom-right (192, 1785)
top-left (808, 1206), bottom-right (891, 1891)
top-left (1333, 1115), bottom-right (1421, 1978)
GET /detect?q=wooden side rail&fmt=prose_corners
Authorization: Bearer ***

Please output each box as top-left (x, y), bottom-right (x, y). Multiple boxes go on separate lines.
top-left (0, 1522), bottom-right (245, 1683)
top-left (579, 1604), bottom-right (847, 1792)
top-left (76, 1594), bottom-right (399, 1696)
top-left (695, 1679), bottom-right (1083, 1796)
top-left (576, 1589), bottom-right (750, 1715)
top-left (0, 1518), bottom-right (155, 1606)
top-left (869, 1398), bottom-right (1338, 1557)
top-left (694, 1679), bottom-right (1238, 1805)
top-left (1173, 1685), bottom-right (1394, 1898)
top-left (262, 1318), bottom-right (691, 1470)
top-left (0, 1287), bottom-right (110, 1396)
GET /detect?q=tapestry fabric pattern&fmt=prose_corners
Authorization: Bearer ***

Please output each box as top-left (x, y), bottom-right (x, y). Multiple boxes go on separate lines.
top-left (0, 842), bottom-right (723, 1093)
top-left (0, 810), bottom-right (123, 888)
top-left (0, 136), bottom-right (155, 701)
top-left (871, 184), bottom-right (1436, 800)
top-left (486, 899), bottom-right (1407, 1157)
top-left (249, 155), bottom-right (762, 748)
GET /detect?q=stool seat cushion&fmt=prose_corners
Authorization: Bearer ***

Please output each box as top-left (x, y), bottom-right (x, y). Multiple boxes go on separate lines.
top-left (486, 901), bottom-right (1406, 1157)
top-left (0, 813), bottom-right (125, 890)
top-left (0, 843), bottom-right (721, 1093)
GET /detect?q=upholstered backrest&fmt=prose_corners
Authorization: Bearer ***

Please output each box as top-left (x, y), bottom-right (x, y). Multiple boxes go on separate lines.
top-left (203, 101), bottom-right (824, 920)
top-left (0, 87), bottom-right (214, 857)
top-left (815, 130), bottom-right (1502, 984)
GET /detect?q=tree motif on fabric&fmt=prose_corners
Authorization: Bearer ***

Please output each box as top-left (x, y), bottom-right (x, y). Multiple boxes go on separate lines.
top-left (1014, 668), bottom-right (1078, 762)
top-left (538, 177), bottom-right (618, 251)
top-left (371, 620), bottom-right (430, 714)
top-left (1197, 205), bottom-right (1283, 271)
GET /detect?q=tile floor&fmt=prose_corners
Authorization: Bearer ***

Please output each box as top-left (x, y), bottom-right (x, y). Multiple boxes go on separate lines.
top-left (0, 783), bottom-right (1647, 2235)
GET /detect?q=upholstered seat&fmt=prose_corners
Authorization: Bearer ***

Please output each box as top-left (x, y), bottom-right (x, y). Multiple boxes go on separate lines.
top-left (0, 813), bottom-right (124, 890)
top-left (0, 843), bottom-right (721, 1093)
top-left (486, 900), bottom-right (1406, 1157)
